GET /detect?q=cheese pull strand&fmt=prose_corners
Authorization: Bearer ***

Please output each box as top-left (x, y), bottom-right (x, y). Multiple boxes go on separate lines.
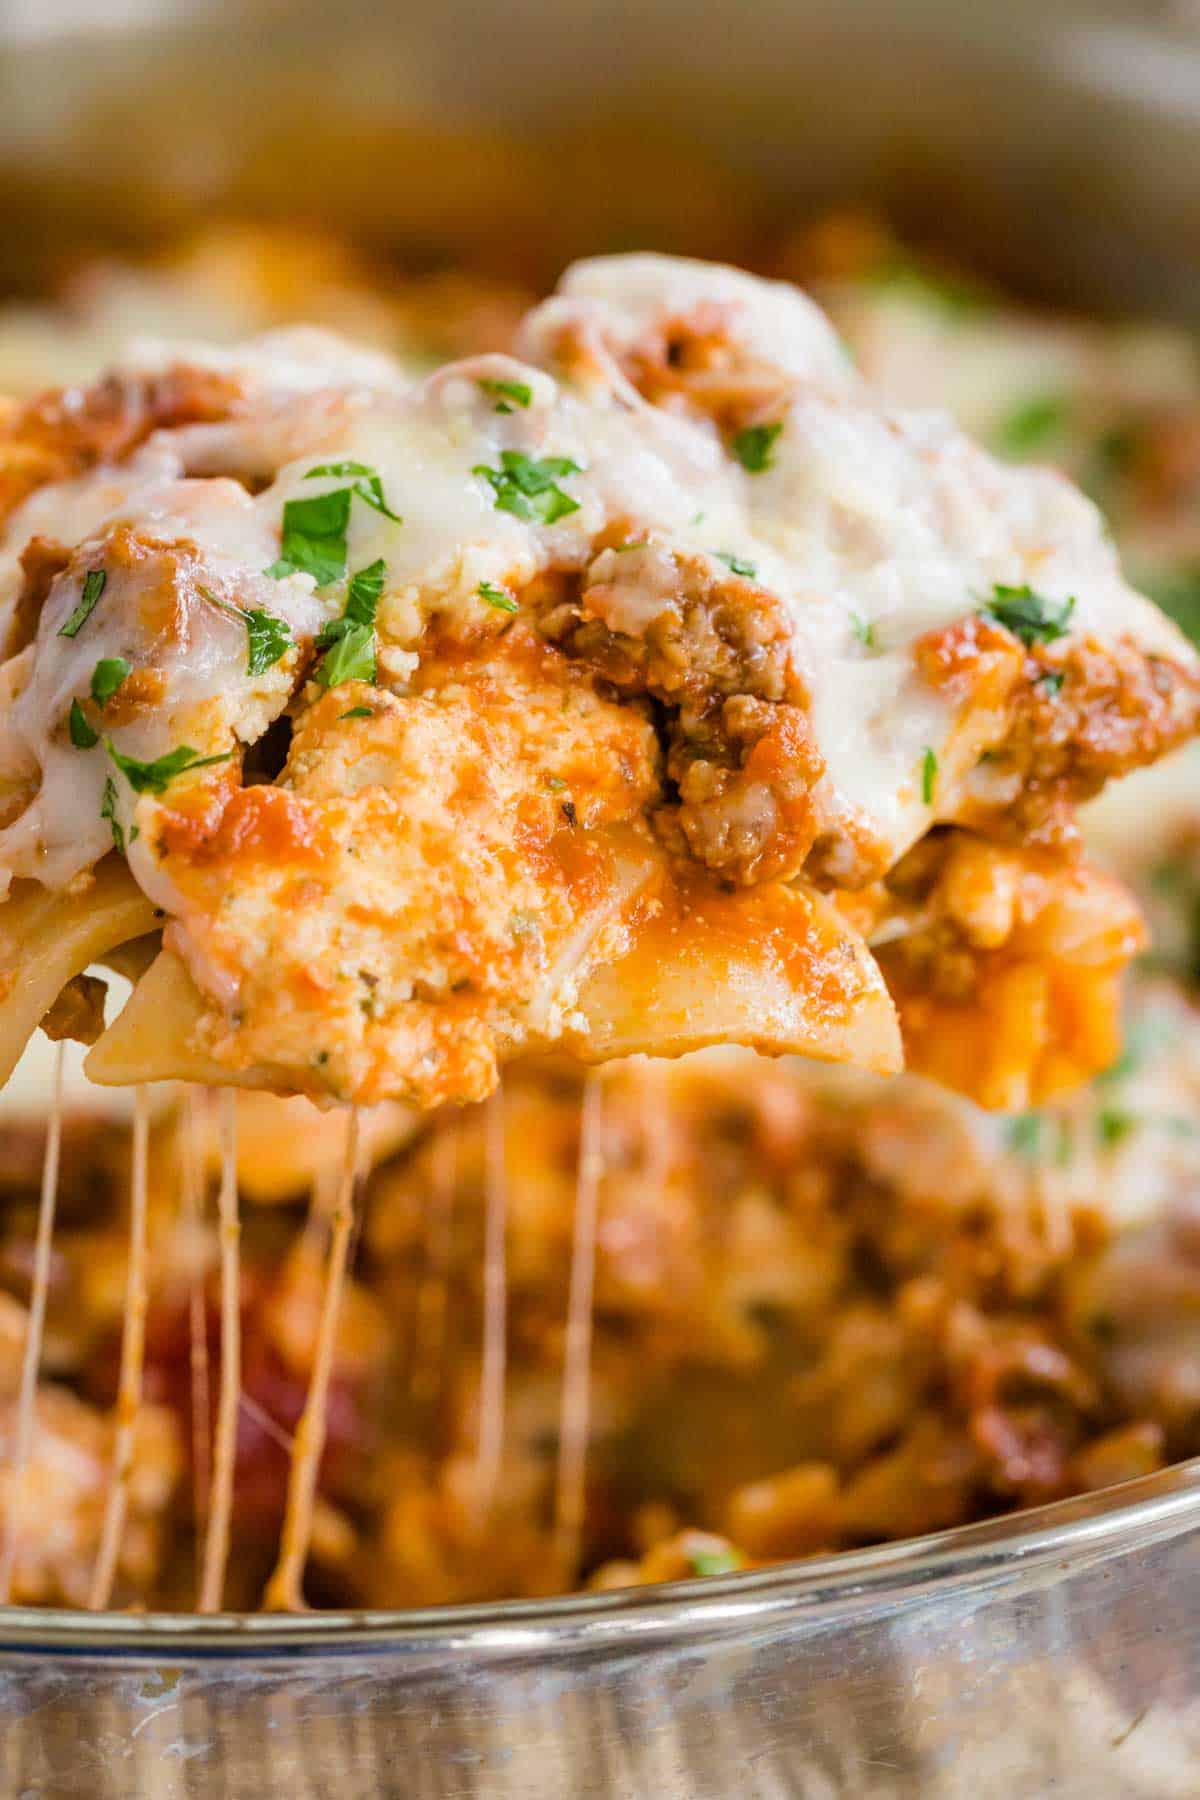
top-left (409, 1118), bottom-right (457, 1416)
top-left (263, 1108), bottom-right (360, 1612)
top-left (199, 1089), bottom-right (240, 1613)
top-left (0, 1041), bottom-right (64, 1606)
top-left (473, 1087), bottom-right (509, 1530)
top-left (88, 1083), bottom-right (151, 1611)
top-left (181, 1090), bottom-right (212, 1581)
top-left (553, 1073), bottom-right (603, 1583)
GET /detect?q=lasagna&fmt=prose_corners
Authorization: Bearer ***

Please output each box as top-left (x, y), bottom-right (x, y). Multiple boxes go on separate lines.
top-left (0, 255), bottom-right (1194, 1111)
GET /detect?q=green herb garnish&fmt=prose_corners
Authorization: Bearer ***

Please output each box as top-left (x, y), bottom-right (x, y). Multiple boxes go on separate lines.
top-left (59, 569), bottom-right (106, 639)
top-left (921, 746), bottom-right (938, 805)
top-left (1097, 1107), bottom-right (1136, 1148)
top-left (1039, 670), bottom-right (1065, 697)
top-left (106, 740), bottom-right (232, 795)
top-left (244, 609), bottom-right (293, 676)
top-left (90, 657), bottom-right (131, 707)
top-left (478, 377), bottom-right (533, 413)
top-left (689, 1548), bottom-right (740, 1577)
top-left (850, 612), bottom-right (877, 650)
top-left (267, 487), bottom-right (353, 586)
top-left (982, 584), bottom-right (1076, 647)
top-left (100, 774), bottom-right (125, 853)
top-left (68, 699), bottom-right (98, 749)
top-left (339, 706), bottom-right (374, 721)
top-left (714, 551), bottom-right (757, 579)
top-left (478, 581), bottom-right (519, 615)
top-left (314, 558), bottom-right (385, 688)
top-left (302, 461), bottom-right (402, 522)
top-left (472, 451), bottom-right (582, 524)
top-left (993, 394), bottom-right (1069, 459)
top-left (731, 421), bottom-right (783, 473)
top-left (1004, 1111), bottom-right (1072, 1166)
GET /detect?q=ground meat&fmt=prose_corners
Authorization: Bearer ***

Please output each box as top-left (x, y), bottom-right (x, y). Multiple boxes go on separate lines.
top-left (534, 546), bottom-right (825, 882)
top-left (615, 302), bottom-right (796, 441)
top-left (7, 535), bottom-right (70, 659)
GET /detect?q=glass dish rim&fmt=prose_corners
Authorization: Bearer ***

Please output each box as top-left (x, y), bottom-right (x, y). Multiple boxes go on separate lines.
top-left (1, 1451), bottom-right (1197, 1659)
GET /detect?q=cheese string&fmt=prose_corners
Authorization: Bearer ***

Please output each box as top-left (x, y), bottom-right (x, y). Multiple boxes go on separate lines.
top-left (409, 1115), bottom-right (457, 1415)
top-left (0, 1040), bottom-right (64, 1606)
top-left (89, 1083), bottom-right (151, 1611)
top-left (199, 1089), bottom-right (240, 1613)
top-left (181, 1088), bottom-right (212, 1572)
top-left (553, 1073), bottom-right (604, 1582)
top-left (473, 1085), bottom-right (508, 1529)
top-left (264, 1106), bottom-right (361, 1612)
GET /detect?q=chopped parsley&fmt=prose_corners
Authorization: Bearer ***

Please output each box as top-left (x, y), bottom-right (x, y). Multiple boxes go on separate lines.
top-left (100, 775), bottom-right (126, 853)
top-left (1005, 1110), bottom-right (1072, 1166)
top-left (339, 706), bottom-right (374, 721)
top-left (267, 486), bottom-right (353, 586)
top-left (731, 421), bottom-right (783, 474)
top-left (302, 460), bottom-right (402, 522)
top-left (68, 699), bottom-right (98, 750)
top-left (1096, 1107), bottom-right (1136, 1149)
top-left (106, 739), bottom-right (232, 795)
top-left (244, 608), bottom-right (293, 676)
top-left (477, 377), bottom-right (533, 413)
top-left (714, 551), bottom-right (757, 579)
top-left (59, 569), bottom-right (106, 639)
top-left (921, 746), bottom-right (938, 805)
top-left (472, 451), bottom-right (582, 524)
top-left (850, 612), bottom-right (877, 650)
top-left (314, 558), bottom-right (385, 688)
top-left (993, 393), bottom-right (1069, 459)
top-left (201, 586), bottom-right (292, 675)
top-left (267, 463), bottom-right (401, 585)
top-left (982, 584), bottom-right (1076, 647)
top-left (90, 657), bottom-right (131, 707)
top-left (614, 539), bottom-right (649, 553)
top-left (1039, 670), bottom-right (1065, 697)
top-left (689, 1547), bottom-right (740, 1577)
top-left (478, 580), bottom-right (519, 614)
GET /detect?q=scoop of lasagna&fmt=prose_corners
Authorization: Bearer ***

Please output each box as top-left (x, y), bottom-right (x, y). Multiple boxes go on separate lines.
top-left (0, 255), bottom-right (1193, 1109)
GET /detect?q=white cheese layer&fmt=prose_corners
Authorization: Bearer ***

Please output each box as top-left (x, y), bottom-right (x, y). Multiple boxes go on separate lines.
top-left (0, 256), bottom-right (1190, 900)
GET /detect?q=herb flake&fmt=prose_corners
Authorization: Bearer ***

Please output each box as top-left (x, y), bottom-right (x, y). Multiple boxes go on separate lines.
top-left (478, 580), bottom-right (519, 614)
top-left (714, 551), bottom-right (757, 579)
top-left (68, 699), bottom-right (98, 749)
top-left (315, 558), bottom-right (385, 688)
top-left (921, 746), bottom-right (938, 806)
top-left (850, 612), bottom-right (877, 650)
top-left (106, 739), bottom-right (232, 795)
top-left (59, 569), bottom-right (106, 639)
top-left (90, 657), bottom-right (131, 707)
top-left (478, 377), bottom-right (533, 413)
top-left (982, 584), bottom-right (1076, 647)
top-left (473, 451), bottom-right (582, 524)
top-left (731, 421), bottom-right (783, 474)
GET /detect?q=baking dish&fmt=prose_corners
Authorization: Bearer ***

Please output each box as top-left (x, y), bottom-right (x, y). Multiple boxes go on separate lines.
top-left (1, 1), bottom-right (1199, 1793)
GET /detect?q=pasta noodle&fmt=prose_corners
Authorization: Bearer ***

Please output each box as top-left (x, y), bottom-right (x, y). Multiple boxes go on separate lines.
top-left (0, 860), bottom-right (157, 1086)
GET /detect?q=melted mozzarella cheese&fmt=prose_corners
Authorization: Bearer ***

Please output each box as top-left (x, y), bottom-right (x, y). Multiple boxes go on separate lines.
top-left (0, 255), bottom-right (1192, 910)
